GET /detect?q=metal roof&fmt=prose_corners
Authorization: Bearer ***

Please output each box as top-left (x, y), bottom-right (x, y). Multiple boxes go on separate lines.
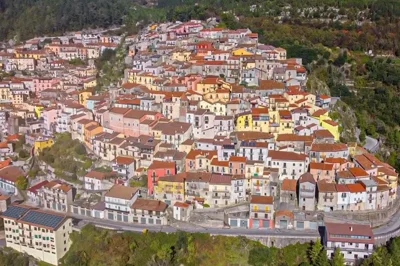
top-left (20, 210), bottom-right (65, 230)
top-left (1, 205), bottom-right (30, 219)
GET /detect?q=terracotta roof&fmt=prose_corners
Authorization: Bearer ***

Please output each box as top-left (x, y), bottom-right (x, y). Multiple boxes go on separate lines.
top-left (174, 201), bottom-right (190, 208)
top-left (275, 209), bottom-right (294, 219)
top-left (115, 156), bottom-right (135, 165)
top-left (27, 180), bottom-right (49, 194)
top-left (131, 198), bottom-right (168, 212)
top-left (317, 181), bottom-right (337, 192)
top-left (85, 170), bottom-right (107, 180)
top-left (269, 150), bottom-right (307, 161)
top-left (335, 184), bottom-right (349, 192)
top-left (313, 130), bottom-right (334, 139)
top-left (250, 195), bottom-right (273, 204)
top-left (325, 222), bottom-right (374, 244)
top-left (105, 185), bottom-right (138, 200)
top-left (310, 143), bottom-right (348, 152)
top-left (0, 166), bottom-right (25, 183)
top-left (312, 109), bottom-right (328, 117)
top-left (276, 134), bottom-right (313, 142)
top-left (148, 160), bottom-right (175, 170)
top-left (310, 162), bottom-right (334, 171)
top-left (229, 156), bottom-right (246, 163)
top-left (299, 173), bottom-right (315, 184)
top-left (348, 167), bottom-right (369, 177)
top-left (186, 149), bottom-right (217, 160)
top-left (281, 178), bottom-right (297, 191)
top-left (0, 158), bottom-right (12, 169)
top-left (210, 174), bottom-right (232, 185)
top-left (323, 119), bottom-right (338, 126)
top-left (325, 157), bottom-right (348, 164)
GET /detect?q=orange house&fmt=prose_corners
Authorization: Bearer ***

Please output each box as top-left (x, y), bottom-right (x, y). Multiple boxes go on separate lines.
top-left (84, 124), bottom-right (103, 149)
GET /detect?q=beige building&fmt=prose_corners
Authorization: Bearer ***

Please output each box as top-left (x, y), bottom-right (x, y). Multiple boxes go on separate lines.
top-left (1, 205), bottom-right (72, 265)
top-left (37, 180), bottom-right (74, 212)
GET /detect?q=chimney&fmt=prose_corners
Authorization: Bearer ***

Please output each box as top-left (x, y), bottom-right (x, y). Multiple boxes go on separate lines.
top-left (349, 226), bottom-right (353, 232)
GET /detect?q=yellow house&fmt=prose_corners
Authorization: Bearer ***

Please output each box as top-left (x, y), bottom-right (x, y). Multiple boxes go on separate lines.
top-left (78, 90), bottom-right (93, 106)
top-left (34, 105), bottom-right (44, 118)
top-left (134, 73), bottom-right (157, 90)
top-left (154, 174), bottom-right (185, 204)
top-left (34, 137), bottom-right (54, 155)
top-left (84, 124), bottom-right (103, 149)
top-left (203, 88), bottom-right (230, 103)
top-left (15, 50), bottom-right (45, 60)
top-left (195, 78), bottom-right (221, 95)
top-left (232, 48), bottom-right (253, 56)
top-left (83, 77), bottom-right (97, 89)
top-left (277, 110), bottom-right (294, 135)
top-left (321, 119), bottom-right (339, 141)
top-left (172, 49), bottom-right (191, 62)
top-left (251, 107), bottom-right (270, 132)
top-left (199, 100), bottom-right (227, 116)
top-left (235, 111), bottom-right (253, 131)
top-left (0, 85), bottom-right (11, 102)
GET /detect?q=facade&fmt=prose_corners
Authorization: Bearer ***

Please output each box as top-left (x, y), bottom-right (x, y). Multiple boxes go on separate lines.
top-left (37, 181), bottom-right (74, 212)
top-left (131, 198), bottom-right (168, 225)
top-left (1, 205), bottom-right (72, 266)
top-left (248, 195), bottom-right (274, 229)
top-left (324, 222), bottom-right (374, 264)
top-left (298, 173), bottom-right (316, 211)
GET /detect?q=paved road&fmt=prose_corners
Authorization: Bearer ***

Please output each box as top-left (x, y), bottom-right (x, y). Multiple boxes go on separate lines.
top-left (364, 136), bottom-right (379, 153)
top-left (70, 213), bottom-right (319, 238)
top-left (69, 201), bottom-right (400, 240)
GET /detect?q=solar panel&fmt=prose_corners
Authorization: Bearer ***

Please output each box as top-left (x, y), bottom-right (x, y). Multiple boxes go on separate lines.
top-left (1, 205), bottom-right (30, 219)
top-left (20, 210), bottom-right (65, 229)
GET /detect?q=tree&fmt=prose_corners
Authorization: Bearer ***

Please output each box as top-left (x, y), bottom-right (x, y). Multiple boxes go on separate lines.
top-left (248, 246), bottom-right (271, 266)
top-left (18, 149), bottom-right (29, 159)
top-left (309, 240), bottom-right (323, 265)
top-left (15, 175), bottom-right (28, 190)
top-left (331, 248), bottom-right (345, 266)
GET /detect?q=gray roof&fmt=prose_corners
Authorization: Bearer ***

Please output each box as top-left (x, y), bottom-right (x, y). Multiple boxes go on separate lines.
top-left (1, 205), bottom-right (30, 219)
top-left (20, 210), bottom-right (66, 230)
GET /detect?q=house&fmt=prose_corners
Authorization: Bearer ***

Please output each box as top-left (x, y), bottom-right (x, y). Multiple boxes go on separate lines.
top-left (37, 180), bottom-right (74, 212)
top-left (267, 150), bottom-right (308, 180)
top-left (248, 195), bottom-right (274, 229)
top-left (335, 184), bottom-right (350, 211)
top-left (0, 194), bottom-right (11, 211)
top-left (130, 198), bottom-right (168, 225)
top-left (173, 201), bottom-right (192, 221)
top-left (154, 173), bottom-right (185, 205)
top-left (298, 173), bottom-right (316, 211)
top-left (33, 136), bottom-right (54, 155)
top-left (0, 166), bottom-right (26, 195)
top-left (316, 181), bottom-right (337, 212)
top-left (209, 174), bottom-right (232, 207)
top-left (1, 205), bottom-right (72, 266)
top-left (147, 160), bottom-right (176, 195)
top-left (84, 170), bottom-right (115, 191)
top-left (104, 185), bottom-right (140, 222)
top-left (27, 180), bottom-right (49, 206)
top-left (324, 222), bottom-right (374, 264)
top-left (112, 156), bottom-right (136, 179)
top-left (280, 178), bottom-right (297, 206)
top-left (274, 209), bottom-right (294, 229)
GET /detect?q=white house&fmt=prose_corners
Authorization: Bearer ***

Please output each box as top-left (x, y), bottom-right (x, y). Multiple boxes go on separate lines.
top-left (173, 201), bottom-right (192, 221)
top-left (105, 185), bottom-right (140, 222)
top-left (267, 150), bottom-right (308, 181)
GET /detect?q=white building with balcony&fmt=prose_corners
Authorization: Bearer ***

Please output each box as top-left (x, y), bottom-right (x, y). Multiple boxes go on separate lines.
top-left (112, 156), bottom-right (136, 179)
top-left (104, 185), bottom-right (139, 223)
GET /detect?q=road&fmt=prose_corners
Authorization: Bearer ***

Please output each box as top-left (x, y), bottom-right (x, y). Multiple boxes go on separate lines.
top-left (69, 201), bottom-right (400, 240)
top-left (364, 136), bottom-right (379, 153)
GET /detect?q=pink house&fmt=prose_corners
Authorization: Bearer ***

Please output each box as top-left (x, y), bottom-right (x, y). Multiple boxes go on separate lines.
top-left (147, 160), bottom-right (176, 194)
top-left (325, 157), bottom-right (354, 172)
top-left (228, 156), bottom-right (246, 175)
top-left (309, 162), bottom-right (335, 182)
top-left (123, 110), bottom-right (163, 137)
top-left (33, 77), bottom-right (58, 95)
top-left (108, 107), bottom-right (130, 133)
top-left (41, 106), bottom-right (58, 132)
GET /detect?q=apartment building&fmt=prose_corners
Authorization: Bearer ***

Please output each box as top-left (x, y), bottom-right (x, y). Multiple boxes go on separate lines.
top-left (1, 205), bottom-right (72, 265)
top-left (298, 173), bottom-right (316, 211)
top-left (37, 181), bottom-right (74, 212)
top-left (154, 173), bottom-right (185, 205)
top-left (84, 170), bottom-right (115, 191)
top-left (267, 150), bottom-right (308, 181)
top-left (112, 156), bottom-right (136, 179)
top-left (324, 222), bottom-right (374, 264)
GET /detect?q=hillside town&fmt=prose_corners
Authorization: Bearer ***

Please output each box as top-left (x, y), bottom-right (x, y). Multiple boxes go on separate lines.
top-left (0, 20), bottom-right (396, 265)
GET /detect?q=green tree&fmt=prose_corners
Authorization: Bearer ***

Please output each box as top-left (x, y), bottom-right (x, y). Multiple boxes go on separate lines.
top-left (248, 246), bottom-right (271, 266)
top-left (15, 175), bottom-right (28, 190)
top-left (309, 240), bottom-right (323, 265)
top-left (331, 248), bottom-right (345, 266)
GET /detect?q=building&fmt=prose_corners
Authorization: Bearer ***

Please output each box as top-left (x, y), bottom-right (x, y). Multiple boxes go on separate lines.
top-left (84, 171), bottom-right (115, 191)
top-left (130, 198), bottom-right (168, 225)
top-left (173, 201), bottom-right (192, 221)
top-left (112, 156), bottom-right (136, 179)
top-left (37, 181), bottom-right (74, 212)
top-left (1, 205), bottom-right (72, 265)
top-left (0, 166), bottom-right (26, 195)
top-left (248, 195), bottom-right (274, 229)
top-left (104, 185), bottom-right (139, 222)
top-left (298, 173), bottom-right (316, 211)
top-left (324, 222), bottom-right (374, 264)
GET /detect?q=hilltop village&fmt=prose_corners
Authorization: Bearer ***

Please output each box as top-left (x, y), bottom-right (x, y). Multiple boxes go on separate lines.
top-left (0, 20), bottom-right (396, 265)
